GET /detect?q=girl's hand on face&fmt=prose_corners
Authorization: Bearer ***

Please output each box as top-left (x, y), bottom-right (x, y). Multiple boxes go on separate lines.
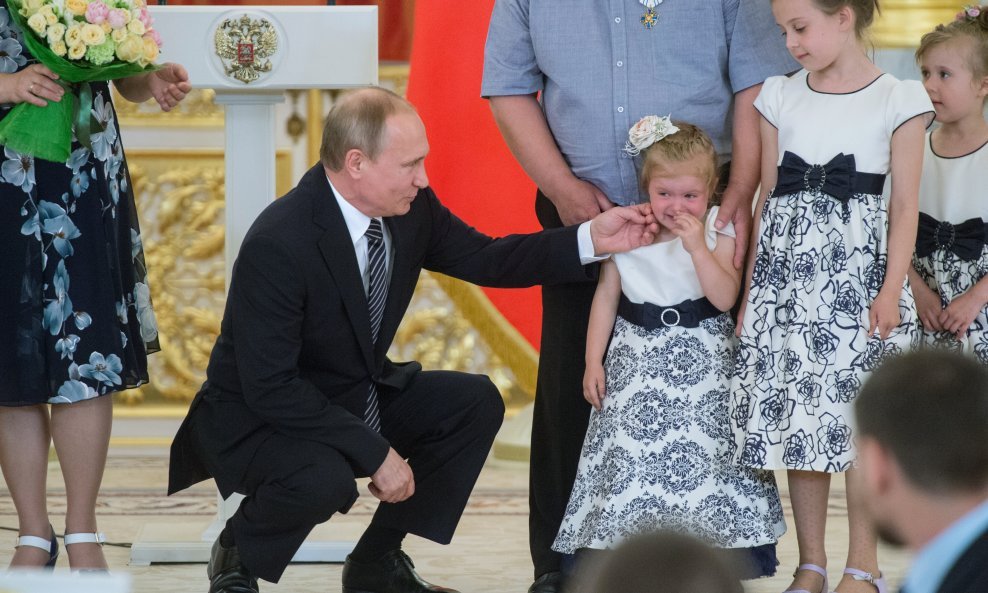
top-left (938, 289), bottom-right (984, 341)
top-left (583, 363), bottom-right (606, 411)
top-left (669, 212), bottom-right (705, 253)
top-left (867, 289), bottom-right (901, 341)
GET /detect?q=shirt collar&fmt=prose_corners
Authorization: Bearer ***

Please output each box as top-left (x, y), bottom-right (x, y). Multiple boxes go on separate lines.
top-left (327, 174), bottom-right (373, 245)
top-left (903, 498), bottom-right (988, 593)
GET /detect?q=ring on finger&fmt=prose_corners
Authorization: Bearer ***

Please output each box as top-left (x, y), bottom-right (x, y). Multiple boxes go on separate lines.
top-left (28, 83), bottom-right (34, 93)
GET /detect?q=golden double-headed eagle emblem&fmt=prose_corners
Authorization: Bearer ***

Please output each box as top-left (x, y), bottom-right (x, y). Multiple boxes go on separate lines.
top-left (214, 14), bottom-right (279, 84)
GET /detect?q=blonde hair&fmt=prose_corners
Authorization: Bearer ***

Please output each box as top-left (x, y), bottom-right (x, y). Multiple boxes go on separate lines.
top-left (639, 122), bottom-right (719, 193)
top-left (916, 7), bottom-right (988, 80)
top-left (320, 87), bottom-right (417, 171)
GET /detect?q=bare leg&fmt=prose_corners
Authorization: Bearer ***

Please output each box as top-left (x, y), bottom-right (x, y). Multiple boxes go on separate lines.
top-left (50, 395), bottom-right (111, 570)
top-left (785, 469), bottom-right (831, 593)
top-left (0, 405), bottom-right (54, 567)
top-left (834, 468), bottom-right (881, 593)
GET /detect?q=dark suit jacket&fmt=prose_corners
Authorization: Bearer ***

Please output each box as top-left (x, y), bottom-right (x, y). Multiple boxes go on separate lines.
top-left (168, 164), bottom-right (593, 496)
top-left (937, 525), bottom-right (988, 593)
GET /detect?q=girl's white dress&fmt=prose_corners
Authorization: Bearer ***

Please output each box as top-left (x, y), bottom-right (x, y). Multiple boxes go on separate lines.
top-left (914, 134), bottom-right (988, 360)
top-left (732, 70), bottom-right (933, 472)
top-left (554, 207), bottom-right (786, 554)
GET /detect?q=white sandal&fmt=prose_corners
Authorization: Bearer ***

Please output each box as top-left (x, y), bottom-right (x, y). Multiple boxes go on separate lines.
top-left (63, 531), bottom-right (108, 573)
top-left (14, 524), bottom-right (59, 568)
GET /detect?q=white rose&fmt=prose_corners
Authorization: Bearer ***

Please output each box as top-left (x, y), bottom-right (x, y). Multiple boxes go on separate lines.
top-left (67, 43), bottom-right (86, 60)
top-left (624, 115), bottom-right (680, 156)
top-left (46, 23), bottom-right (66, 44)
top-left (26, 12), bottom-right (47, 35)
top-left (65, 24), bottom-right (83, 46)
top-left (51, 39), bottom-right (67, 57)
top-left (126, 18), bottom-right (145, 36)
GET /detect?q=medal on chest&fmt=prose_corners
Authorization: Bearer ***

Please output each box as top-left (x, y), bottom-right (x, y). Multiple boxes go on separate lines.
top-left (639, 0), bottom-right (662, 28)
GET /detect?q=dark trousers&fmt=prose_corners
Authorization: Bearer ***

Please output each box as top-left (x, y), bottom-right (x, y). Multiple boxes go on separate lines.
top-left (225, 371), bottom-right (505, 583)
top-left (529, 191), bottom-right (596, 579)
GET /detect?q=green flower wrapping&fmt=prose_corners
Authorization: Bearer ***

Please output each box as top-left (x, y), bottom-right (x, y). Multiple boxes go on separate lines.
top-left (0, 0), bottom-right (159, 163)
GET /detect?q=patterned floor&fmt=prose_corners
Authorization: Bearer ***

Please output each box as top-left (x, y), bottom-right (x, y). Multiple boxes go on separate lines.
top-left (0, 420), bottom-right (913, 593)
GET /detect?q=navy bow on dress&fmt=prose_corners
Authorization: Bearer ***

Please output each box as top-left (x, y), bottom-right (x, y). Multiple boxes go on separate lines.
top-left (774, 151), bottom-right (858, 203)
top-left (915, 212), bottom-right (988, 260)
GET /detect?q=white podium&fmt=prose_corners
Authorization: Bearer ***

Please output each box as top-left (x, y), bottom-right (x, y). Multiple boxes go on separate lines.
top-left (129, 5), bottom-right (377, 566)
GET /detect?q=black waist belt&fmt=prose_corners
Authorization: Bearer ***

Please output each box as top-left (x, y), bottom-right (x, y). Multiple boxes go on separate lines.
top-left (617, 294), bottom-right (723, 329)
top-left (774, 151), bottom-right (886, 201)
top-left (916, 212), bottom-right (988, 261)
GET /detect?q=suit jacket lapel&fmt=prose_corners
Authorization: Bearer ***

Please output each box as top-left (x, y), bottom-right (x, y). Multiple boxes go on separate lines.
top-left (308, 167), bottom-right (375, 371)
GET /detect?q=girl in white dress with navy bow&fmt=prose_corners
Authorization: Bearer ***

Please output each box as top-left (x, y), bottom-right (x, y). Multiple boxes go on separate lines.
top-left (909, 7), bottom-right (988, 359)
top-left (731, 0), bottom-right (934, 591)
top-left (553, 118), bottom-right (786, 579)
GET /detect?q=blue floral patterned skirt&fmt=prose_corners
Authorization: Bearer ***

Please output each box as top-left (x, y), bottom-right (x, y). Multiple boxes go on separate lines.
top-left (0, 84), bottom-right (159, 405)
top-left (553, 314), bottom-right (786, 558)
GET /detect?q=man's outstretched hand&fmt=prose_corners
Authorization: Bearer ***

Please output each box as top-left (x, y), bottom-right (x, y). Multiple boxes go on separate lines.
top-left (589, 203), bottom-right (658, 255)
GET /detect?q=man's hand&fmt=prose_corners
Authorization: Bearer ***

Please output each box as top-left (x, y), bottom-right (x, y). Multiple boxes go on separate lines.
top-left (589, 204), bottom-right (658, 255)
top-left (550, 178), bottom-right (613, 226)
top-left (716, 186), bottom-right (754, 270)
top-left (369, 448), bottom-right (414, 503)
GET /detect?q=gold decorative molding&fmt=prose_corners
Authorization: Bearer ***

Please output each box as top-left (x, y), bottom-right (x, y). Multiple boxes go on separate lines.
top-left (114, 88), bottom-right (224, 128)
top-left (119, 148), bottom-right (293, 406)
top-left (875, 1), bottom-right (959, 48)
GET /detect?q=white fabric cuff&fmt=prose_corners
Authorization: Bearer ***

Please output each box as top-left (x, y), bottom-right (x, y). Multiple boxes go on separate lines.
top-left (578, 221), bottom-right (608, 264)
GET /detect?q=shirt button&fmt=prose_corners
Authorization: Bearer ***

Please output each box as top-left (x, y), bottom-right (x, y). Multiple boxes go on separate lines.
top-left (614, 16), bottom-right (621, 23)
top-left (617, 60), bottom-right (624, 67)
top-left (617, 106), bottom-right (624, 113)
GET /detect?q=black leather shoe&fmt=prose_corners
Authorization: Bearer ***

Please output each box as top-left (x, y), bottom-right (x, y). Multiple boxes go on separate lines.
top-left (207, 538), bottom-right (259, 593)
top-left (342, 550), bottom-right (459, 593)
top-left (528, 571), bottom-right (562, 593)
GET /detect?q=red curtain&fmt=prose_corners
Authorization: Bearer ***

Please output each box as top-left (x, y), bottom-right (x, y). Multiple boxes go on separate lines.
top-left (406, 0), bottom-right (542, 349)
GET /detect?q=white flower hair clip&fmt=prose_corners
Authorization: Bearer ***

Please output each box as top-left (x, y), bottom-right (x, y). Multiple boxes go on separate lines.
top-left (624, 115), bottom-right (680, 156)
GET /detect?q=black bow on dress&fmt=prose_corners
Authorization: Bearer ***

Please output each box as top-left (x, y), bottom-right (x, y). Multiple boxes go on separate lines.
top-left (775, 151), bottom-right (857, 203)
top-left (915, 212), bottom-right (987, 260)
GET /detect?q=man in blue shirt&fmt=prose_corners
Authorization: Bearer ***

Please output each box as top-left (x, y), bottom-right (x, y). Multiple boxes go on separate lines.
top-left (481, 2), bottom-right (797, 591)
top-left (856, 351), bottom-right (988, 593)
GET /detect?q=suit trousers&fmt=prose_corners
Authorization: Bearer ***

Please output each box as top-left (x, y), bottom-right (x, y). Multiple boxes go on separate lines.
top-left (529, 191), bottom-right (596, 578)
top-left (222, 370), bottom-right (505, 583)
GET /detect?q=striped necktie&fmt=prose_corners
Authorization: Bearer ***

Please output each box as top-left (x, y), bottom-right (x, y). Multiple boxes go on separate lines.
top-left (364, 218), bottom-right (387, 431)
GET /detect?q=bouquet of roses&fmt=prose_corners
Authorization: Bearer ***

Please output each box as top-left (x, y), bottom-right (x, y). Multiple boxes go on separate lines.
top-left (0, 0), bottom-right (163, 162)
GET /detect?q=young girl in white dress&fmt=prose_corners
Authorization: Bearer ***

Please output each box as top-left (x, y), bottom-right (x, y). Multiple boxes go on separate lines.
top-left (909, 7), bottom-right (988, 359)
top-left (731, 0), bottom-right (934, 591)
top-left (553, 118), bottom-right (786, 578)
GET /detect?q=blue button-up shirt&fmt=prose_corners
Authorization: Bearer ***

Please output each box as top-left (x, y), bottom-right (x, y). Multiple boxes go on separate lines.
top-left (482, 0), bottom-right (797, 205)
top-left (901, 498), bottom-right (988, 593)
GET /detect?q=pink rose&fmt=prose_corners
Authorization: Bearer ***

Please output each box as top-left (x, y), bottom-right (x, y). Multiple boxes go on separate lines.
top-left (85, 1), bottom-right (109, 24)
top-left (146, 28), bottom-right (161, 48)
top-left (108, 8), bottom-right (128, 29)
top-left (138, 8), bottom-right (152, 28)
top-left (967, 6), bottom-right (981, 17)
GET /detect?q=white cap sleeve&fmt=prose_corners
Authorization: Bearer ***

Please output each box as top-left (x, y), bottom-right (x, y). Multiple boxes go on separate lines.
top-left (753, 74), bottom-right (787, 129)
top-left (886, 79), bottom-right (935, 134)
top-left (704, 205), bottom-right (735, 250)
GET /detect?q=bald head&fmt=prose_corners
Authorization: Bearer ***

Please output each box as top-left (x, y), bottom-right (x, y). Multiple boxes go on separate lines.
top-left (320, 87), bottom-right (419, 171)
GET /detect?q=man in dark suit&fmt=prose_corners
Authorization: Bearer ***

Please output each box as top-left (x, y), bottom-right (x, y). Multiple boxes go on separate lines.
top-left (167, 86), bottom-right (658, 593)
top-left (855, 351), bottom-right (988, 593)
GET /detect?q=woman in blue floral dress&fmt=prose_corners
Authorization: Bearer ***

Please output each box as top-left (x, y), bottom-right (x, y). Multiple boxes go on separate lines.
top-left (0, 2), bottom-right (189, 570)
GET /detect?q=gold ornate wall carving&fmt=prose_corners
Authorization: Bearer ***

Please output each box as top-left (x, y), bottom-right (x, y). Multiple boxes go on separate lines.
top-left (117, 149), bottom-right (292, 409)
top-left (874, 1), bottom-right (959, 48)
